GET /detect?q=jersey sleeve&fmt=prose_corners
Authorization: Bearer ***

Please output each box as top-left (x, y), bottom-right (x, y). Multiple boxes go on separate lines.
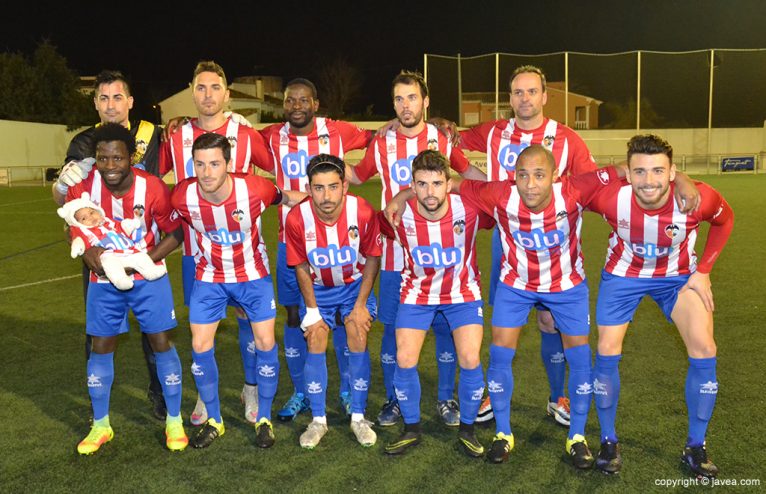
top-left (158, 140), bottom-right (174, 176)
top-left (458, 179), bottom-right (507, 217)
top-left (148, 178), bottom-right (181, 233)
top-left (566, 167), bottom-right (621, 210)
top-left (285, 207), bottom-right (308, 267)
top-left (246, 127), bottom-right (274, 173)
top-left (249, 175), bottom-right (280, 208)
top-left (564, 130), bottom-right (597, 176)
top-left (258, 123), bottom-right (281, 141)
top-left (477, 210), bottom-right (496, 230)
top-left (458, 121), bottom-right (495, 152)
top-left (376, 210), bottom-right (396, 238)
top-left (337, 121), bottom-right (374, 152)
top-left (359, 201), bottom-right (382, 257)
top-left (352, 142), bottom-right (379, 183)
top-left (695, 183), bottom-right (734, 273)
top-left (447, 146), bottom-right (471, 174)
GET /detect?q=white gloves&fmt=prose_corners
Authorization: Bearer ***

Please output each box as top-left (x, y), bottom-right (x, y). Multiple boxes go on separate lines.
top-left (224, 111), bottom-right (253, 128)
top-left (300, 307), bottom-right (323, 332)
top-left (55, 158), bottom-right (96, 194)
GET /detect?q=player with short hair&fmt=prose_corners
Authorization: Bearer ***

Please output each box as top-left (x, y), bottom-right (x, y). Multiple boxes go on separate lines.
top-left (170, 132), bottom-right (305, 449)
top-left (350, 71), bottom-right (487, 428)
top-left (379, 150), bottom-right (493, 457)
top-left (159, 60), bottom-right (274, 426)
top-left (586, 134), bottom-right (734, 477)
top-left (285, 154), bottom-right (381, 449)
top-left (68, 123), bottom-right (187, 455)
top-left (260, 77), bottom-right (374, 422)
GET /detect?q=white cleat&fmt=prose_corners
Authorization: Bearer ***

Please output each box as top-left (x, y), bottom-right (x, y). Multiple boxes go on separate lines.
top-left (300, 421), bottom-right (329, 449)
top-left (241, 384), bottom-right (259, 424)
top-left (350, 418), bottom-right (377, 447)
top-left (190, 395), bottom-right (208, 426)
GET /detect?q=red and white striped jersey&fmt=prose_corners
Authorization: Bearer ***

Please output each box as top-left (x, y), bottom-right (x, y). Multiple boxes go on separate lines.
top-left (354, 124), bottom-right (471, 271)
top-left (587, 180), bottom-right (733, 278)
top-left (285, 194), bottom-right (381, 287)
top-left (171, 174), bottom-right (279, 283)
top-left (159, 117), bottom-right (272, 257)
top-left (378, 194), bottom-right (493, 305)
top-left (70, 218), bottom-right (141, 255)
top-left (261, 117), bottom-right (371, 242)
top-left (67, 169), bottom-right (180, 283)
top-left (459, 118), bottom-right (596, 181)
top-left (459, 169), bottom-right (616, 292)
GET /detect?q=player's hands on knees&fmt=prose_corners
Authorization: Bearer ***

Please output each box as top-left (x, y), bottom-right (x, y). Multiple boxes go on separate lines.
top-left (303, 320), bottom-right (330, 341)
top-left (428, 117), bottom-right (460, 147)
top-left (346, 306), bottom-right (372, 332)
top-left (83, 246), bottom-right (107, 276)
top-left (681, 271), bottom-right (714, 312)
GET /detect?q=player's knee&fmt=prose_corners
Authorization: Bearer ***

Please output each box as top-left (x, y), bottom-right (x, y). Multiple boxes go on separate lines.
top-left (346, 332), bottom-right (367, 353)
top-left (285, 305), bottom-right (300, 327)
top-left (146, 332), bottom-right (171, 353)
top-left (307, 332), bottom-right (328, 353)
top-left (687, 340), bottom-right (717, 359)
top-left (491, 329), bottom-right (518, 349)
top-left (191, 336), bottom-right (214, 354)
top-left (597, 337), bottom-right (622, 356)
top-left (396, 350), bottom-right (419, 368)
top-left (457, 351), bottom-right (480, 369)
top-left (91, 336), bottom-right (117, 354)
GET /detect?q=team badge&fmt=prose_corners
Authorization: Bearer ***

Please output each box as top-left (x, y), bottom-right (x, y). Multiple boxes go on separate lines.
top-left (453, 219), bottom-right (465, 235)
top-left (597, 169), bottom-right (610, 185)
top-left (618, 218), bottom-right (630, 229)
top-left (305, 230), bottom-right (316, 241)
top-left (664, 223), bottom-right (680, 239)
top-left (348, 225), bottom-right (359, 240)
top-left (231, 209), bottom-right (245, 222)
top-left (318, 134), bottom-right (330, 147)
top-left (227, 136), bottom-right (237, 147)
top-left (133, 204), bottom-right (145, 218)
top-left (376, 233), bottom-right (382, 246)
top-left (427, 138), bottom-right (438, 151)
top-left (170, 210), bottom-right (180, 221)
top-left (555, 210), bottom-right (568, 221)
top-left (543, 135), bottom-right (555, 147)
top-left (133, 140), bottom-right (148, 164)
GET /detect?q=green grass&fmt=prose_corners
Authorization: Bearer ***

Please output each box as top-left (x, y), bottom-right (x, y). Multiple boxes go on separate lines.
top-left (1, 176), bottom-right (764, 493)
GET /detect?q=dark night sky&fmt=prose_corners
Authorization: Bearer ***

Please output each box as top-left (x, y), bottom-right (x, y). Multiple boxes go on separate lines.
top-left (2, 0), bottom-right (765, 124)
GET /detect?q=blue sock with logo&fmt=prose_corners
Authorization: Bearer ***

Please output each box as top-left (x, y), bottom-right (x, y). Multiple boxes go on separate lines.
top-left (284, 323), bottom-right (306, 394)
top-left (564, 344), bottom-right (592, 438)
top-left (255, 344), bottom-right (280, 421)
top-left (433, 314), bottom-right (457, 401)
top-left (393, 365), bottom-right (421, 424)
top-left (304, 352), bottom-right (327, 418)
top-left (593, 353), bottom-right (621, 443)
top-left (458, 364), bottom-right (484, 424)
top-left (686, 357), bottom-right (718, 447)
top-left (333, 324), bottom-right (351, 395)
top-left (487, 344), bottom-right (516, 435)
top-left (192, 348), bottom-right (221, 423)
top-left (348, 350), bottom-right (371, 414)
top-left (540, 331), bottom-right (566, 402)
top-left (381, 323), bottom-right (397, 400)
top-left (238, 318), bottom-right (258, 385)
top-left (87, 352), bottom-right (114, 421)
top-left (155, 346), bottom-right (182, 418)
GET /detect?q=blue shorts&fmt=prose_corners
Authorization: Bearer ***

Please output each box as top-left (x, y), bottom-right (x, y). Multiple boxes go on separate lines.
top-left (277, 242), bottom-right (301, 307)
top-left (182, 255), bottom-right (196, 306)
top-left (378, 270), bottom-right (403, 325)
top-left (298, 278), bottom-right (378, 328)
top-left (395, 300), bottom-right (484, 331)
top-left (596, 270), bottom-right (689, 326)
top-left (86, 277), bottom-right (177, 337)
top-left (189, 276), bottom-right (277, 325)
top-left (492, 281), bottom-right (590, 336)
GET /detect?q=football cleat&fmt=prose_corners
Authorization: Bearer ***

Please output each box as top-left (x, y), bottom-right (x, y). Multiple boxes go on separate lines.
top-left (189, 395), bottom-right (208, 426)
top-left (77, 424), bottom-right (114, 455)
top-left (475, 396), bottom-right (494, 424)
top-left (165, 419), bottom-right (188, 452)
top-left (458, 428), bottom-right (485, 458)
top-left (384, 430), bottom-right (422, 455)
top-left (254, 418), bottom-right (276, 448)
top-left (300, 421), bottom-right (328, 449)
top-left (350, 419), bottom-right (377, 447)
top-left (147, 389), bottom-right (166, 421)
top-left (241, 384), bottom-right (259, 424)
top-left (437, 399), bottom-right (460, 427)
top-left (596, 440), bottom-right (622, 475)
top-left (681, 444), bottom-right (719, 478)
top-left (487, 432), bottom-right (514, 464)
top-left (191, 418), bottom-right (224, 449)
top-left (377, 398), bottom-right (401, 427)
top-left (546, 397), bottom-right (571, 427)
top-left (276, 392), bottom-right (310, 422)
top-left (339, 392), bottom-right (352, 417)
top-left (566, 434), bottom-right (595, 469)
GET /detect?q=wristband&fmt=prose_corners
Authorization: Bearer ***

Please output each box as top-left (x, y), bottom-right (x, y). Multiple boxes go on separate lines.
top-left (301, 307), bottom-right (322, 332)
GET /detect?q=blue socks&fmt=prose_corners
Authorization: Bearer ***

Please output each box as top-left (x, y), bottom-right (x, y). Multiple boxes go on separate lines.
top-left (380, 323), bottom-right (397, 400)
top-left (487, 344), bottom-right (516, 435)
top-left (564, 344), bottom-right (592, 439)
top-left (255, 344), bottom-right (280, 421)
top-left (192, 347), bottom-right (222, 422)
top-left (333, 324), bottom-right (351, 395)
top-left (238, 318), bottom-right (258, 385)
top-left (283, 323), bottom-right (307, 394)
top-left (433, 314), bottom-right (457, 401)
top-left (304, 352), bottom-right (328, 418)
top-left (686, 356), bottom-right (718, 447)
top-left (393, 365), bottom-right (421, 424)
top-left (348, 350), bottom-right (371, 414)
top-left (593, 353), bottom-right (621, 443)
top-left (540, 331), bottom-right (566, 402)
top-left (458, 364), bottom-right (484, 424)
top-left (87, 352), bottom-right (114, 421)
top-left (154, 346), bottom-right (183, 418)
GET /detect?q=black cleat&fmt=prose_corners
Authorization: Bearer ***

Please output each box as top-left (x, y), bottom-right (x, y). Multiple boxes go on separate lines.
top-left (596, 441), bottom-right (622, 475)
top-left (254, 418), bottom-right (276, 448)
top-left (566, 435), bottom-right (595, 470)
top-left (487, 433), bottom-right (514, 464)
top-left (385, 431), bottom-right (422, 455)
top-left (147, 389), bottom-right (166, 420)
top-left (191, 419), bottom-right (225, 449)
top-left (458, 425), bottom-right (484, 458)
top-left (681, 444), bottom-right (718, 478)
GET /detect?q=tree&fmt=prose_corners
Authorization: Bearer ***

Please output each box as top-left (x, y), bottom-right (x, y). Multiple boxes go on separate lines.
top-left (317, 56), bottom-right (363, 119)
top-left (601, 97), bottom-right (665, 129)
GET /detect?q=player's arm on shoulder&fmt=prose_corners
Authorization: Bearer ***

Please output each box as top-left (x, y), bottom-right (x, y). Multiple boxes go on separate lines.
top-left (384, 189), bottom-right (416, 227)
top-left (348, 143), bottom-right (377, 185)
top-left (457, 178), bottom-right (500, 216)
top-left (338, 120), bottom-right (374, 150)
top-left (568, 166), bottom-right (621, 210)
top-left (248, 127), bottom-right (275, 174)
top-left (567, 131), bottom-right (598, 175)
top-left (457, 120), bottom-right (494, 152)
top-left (278, 186), bottom-right (308, 208)
top-left (671, 171), bottom-right (700, 213)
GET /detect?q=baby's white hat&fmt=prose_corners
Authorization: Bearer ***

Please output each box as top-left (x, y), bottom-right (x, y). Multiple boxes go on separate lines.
top-left (57, 192), bottom-right (105, 228)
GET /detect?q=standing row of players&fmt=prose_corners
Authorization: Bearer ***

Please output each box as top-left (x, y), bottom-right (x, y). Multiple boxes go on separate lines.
top-left (52, 63), bottom-right (732, 478)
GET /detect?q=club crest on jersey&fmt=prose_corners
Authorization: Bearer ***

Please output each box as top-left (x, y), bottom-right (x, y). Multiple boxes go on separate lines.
top-left (453, 219), bottom-right (465, 235)
top-left (134, 139), bottom-right (148, 161)
top-left (205, 228), bottom-right (245, 245)
top-left (318, 134), bottom-right (330, 146)
top-left (305, 230), bottom-right (316, 241)
top-left (231, 209), bottom-right (245, 222)
top-left (498, 142), bottom-right (529, 171)
top-left (412, 243), bottom-right (462, 268)
top-left (630, 242), bottom-right (671, 258)
top-left (133, 204), bottom-right (145, 218)
top-left (512, 228), bottom-right (566, 251)
top-left (170, 210), bottom-right (180, 221)
top-left (618, 218), bottom-right (630, 229)
top-left (227, 136), bottom-right (237, 147)
top-left (391, 155), bottom-right (416, 185)
top-left (281, 149), bottom-right (310, 178)
top-left (543, 135), bottom-right (555, 148)
top-left (597, 169), bottom-right (610, 185)
top-left (427, 138), bottom-right (438, 151)
top-left (308, 245), bottom-right (357, 268)
top-left (664, 224), bottom-right (680, 239)
top-left (555, 210), bottom-right (568, 221)
top-left (348, 225), bottom-right (359, 240)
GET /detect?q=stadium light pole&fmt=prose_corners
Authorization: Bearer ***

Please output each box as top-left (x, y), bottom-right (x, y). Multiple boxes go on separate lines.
top-left (636, 51), bottom-right (641, 131)
top-left (457, 53), bottom-right (463, 126)
top-left (707, 49), bottom-right (716, 171)
top-left (564, 52), bottom-right (569, 127)
top-left (495, 53), bottom-right (499, 121)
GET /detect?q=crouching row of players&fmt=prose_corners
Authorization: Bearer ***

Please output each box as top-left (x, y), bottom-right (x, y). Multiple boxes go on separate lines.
top-left (63, 124), bottom-right (732, 479)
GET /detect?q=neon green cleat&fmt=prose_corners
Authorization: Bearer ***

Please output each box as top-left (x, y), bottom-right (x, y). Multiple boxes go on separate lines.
top-left (77, 424), bottom-right (114, 455)
top-left (488, 432), bottom-right (514, 464)
top-left (165, 419), bottom-right (188, 452)
top-left (566, 434), bottom-right (595, 470)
